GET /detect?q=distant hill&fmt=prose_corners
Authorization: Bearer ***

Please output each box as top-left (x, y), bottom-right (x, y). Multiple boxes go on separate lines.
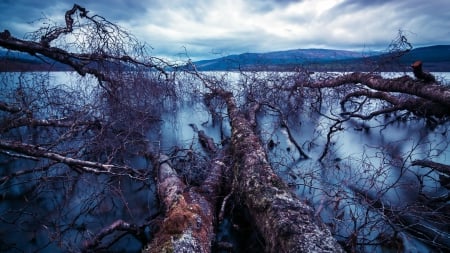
top-left (191, 45), bottom-right (450, 71)
top-left (387, 45), bottom-right (450, 71)
top-left (0, 50), bottom-right (71, 72)
top-left (1, 45), bottom-right (449, 72)
top-left (192, 48), bottom-right (381, 71)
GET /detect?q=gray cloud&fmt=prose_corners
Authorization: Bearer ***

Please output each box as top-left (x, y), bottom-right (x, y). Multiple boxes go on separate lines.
top-left (1, 0), bottom-right (449, 60)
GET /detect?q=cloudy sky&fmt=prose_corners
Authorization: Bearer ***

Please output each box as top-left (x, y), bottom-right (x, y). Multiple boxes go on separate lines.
top-left (1, 0), bottom-right (449, 60)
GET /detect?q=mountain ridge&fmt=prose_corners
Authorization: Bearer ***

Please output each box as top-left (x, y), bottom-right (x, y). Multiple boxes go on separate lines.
top-left (1, 45), bottom-right (449, 72)
top-left (191, 45), bottom-right (450, 71)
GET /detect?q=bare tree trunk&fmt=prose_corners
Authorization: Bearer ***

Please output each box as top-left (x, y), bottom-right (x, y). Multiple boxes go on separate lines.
top-left (215, 89), bottom-right (343, 252)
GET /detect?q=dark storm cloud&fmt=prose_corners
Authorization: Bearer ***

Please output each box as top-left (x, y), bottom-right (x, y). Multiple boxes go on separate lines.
top-left (0, 0), bottom-right (59, 24)
top-left (80, 0), bottom-right (151, 21)
top-left (1, 0), bottom-right (449, 60)
top-left (0, 0), bottom-right (150, 36)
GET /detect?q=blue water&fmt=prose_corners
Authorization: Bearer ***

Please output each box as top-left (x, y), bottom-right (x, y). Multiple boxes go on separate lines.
top-left (1, 71), bottom-right (449, 252)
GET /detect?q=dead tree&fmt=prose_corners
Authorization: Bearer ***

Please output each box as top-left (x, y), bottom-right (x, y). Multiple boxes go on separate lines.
top-left (0, 4), bottom-right (168, 91)
top-left (209, 88), bottom-right (343, 252)
top-left (5, 4), bottom-right (449, 252)
top-left (143, 129), bottom-right (226, 253)
top-left (0, 5), bottom-right (174, 252)
top-left (298, 72), bottom-right (450, 119)
top-left (142, 154), bottom-right (215, 253)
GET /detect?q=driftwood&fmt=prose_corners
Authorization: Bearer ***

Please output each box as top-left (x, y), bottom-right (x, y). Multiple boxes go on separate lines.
top-left (215, 88), bottom-right (343, 252)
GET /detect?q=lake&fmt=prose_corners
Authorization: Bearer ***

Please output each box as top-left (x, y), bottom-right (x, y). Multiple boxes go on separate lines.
top-left (1, 70), bottom-right (449, 252)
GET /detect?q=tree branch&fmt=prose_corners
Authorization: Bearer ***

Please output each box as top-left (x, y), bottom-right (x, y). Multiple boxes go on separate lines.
top-left (304, 73), bottom-right (450, 108)
top-left (40, 4), bottom-right (87, 47)
top-left (340, 89), bottom-right (450, 119)
top-left (0, 139), bottom-right (145, 180)
top-left (83, 219), bottom-right (140, 251)
top-left (412, 159), bottom-right (450, 175)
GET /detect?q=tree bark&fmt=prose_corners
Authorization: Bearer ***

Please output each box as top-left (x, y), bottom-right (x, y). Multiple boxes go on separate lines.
top-left (143, 155), bottom-right (215, 253)
top-left (144, 133), bottom-right (226, 253)
top-left (215, 89), bottom-right (343, 252)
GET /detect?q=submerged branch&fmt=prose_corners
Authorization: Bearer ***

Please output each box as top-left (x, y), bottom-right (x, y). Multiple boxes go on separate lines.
top-left (83, 220), bottom-right (141, 251)
top-left (280, 119), bottom-right (309, 159)
top-left (412, 159), bottom-right (450, 175)
top-left (0, 139), bottom-right (145, 180)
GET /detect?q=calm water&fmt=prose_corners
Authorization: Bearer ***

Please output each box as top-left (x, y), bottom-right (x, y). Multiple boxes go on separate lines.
top-left (1, 71), bottom-right (449, 252)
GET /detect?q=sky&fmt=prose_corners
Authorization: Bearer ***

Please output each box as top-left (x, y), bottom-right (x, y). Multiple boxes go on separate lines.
top-left (1, 0), bottom-right (449, 61)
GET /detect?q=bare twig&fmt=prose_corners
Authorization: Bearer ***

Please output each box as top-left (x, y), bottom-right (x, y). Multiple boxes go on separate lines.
top-left (0, 139), bottom-right (146, 180)
top-left (83, 219), bottom-right (140, 251)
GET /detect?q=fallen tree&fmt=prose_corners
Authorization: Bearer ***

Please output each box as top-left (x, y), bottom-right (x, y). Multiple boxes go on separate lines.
top-left (142, 123), bottom-right (229, 253)
top-left (200, 83), bottom-right (343, 252)
top-left (228, 98), bottom-right (342, 252)
top-left (2, 4), bottom-right (450, 253)
top-left (298, 72), bottom-right (450, 118)
top-left (142, 154), bottom-right (215, 253)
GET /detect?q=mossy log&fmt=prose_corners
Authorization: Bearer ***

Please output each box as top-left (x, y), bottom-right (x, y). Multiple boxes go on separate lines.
top-left (216, 89), bottom-right (343, 253)
top-left (143, 155), bottom-right (217, 253)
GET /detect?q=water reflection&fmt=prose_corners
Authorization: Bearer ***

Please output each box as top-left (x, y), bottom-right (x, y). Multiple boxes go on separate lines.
top-left (1, 71), bottom-right (449, 252)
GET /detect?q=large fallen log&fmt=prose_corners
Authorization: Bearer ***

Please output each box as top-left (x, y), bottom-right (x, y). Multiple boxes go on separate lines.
top-left (142, 155), bottom-right (215, 253)
top-left (143, 130), bottom-right (226, 253)
top-left (215, 89), bottom-right (343, 252)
